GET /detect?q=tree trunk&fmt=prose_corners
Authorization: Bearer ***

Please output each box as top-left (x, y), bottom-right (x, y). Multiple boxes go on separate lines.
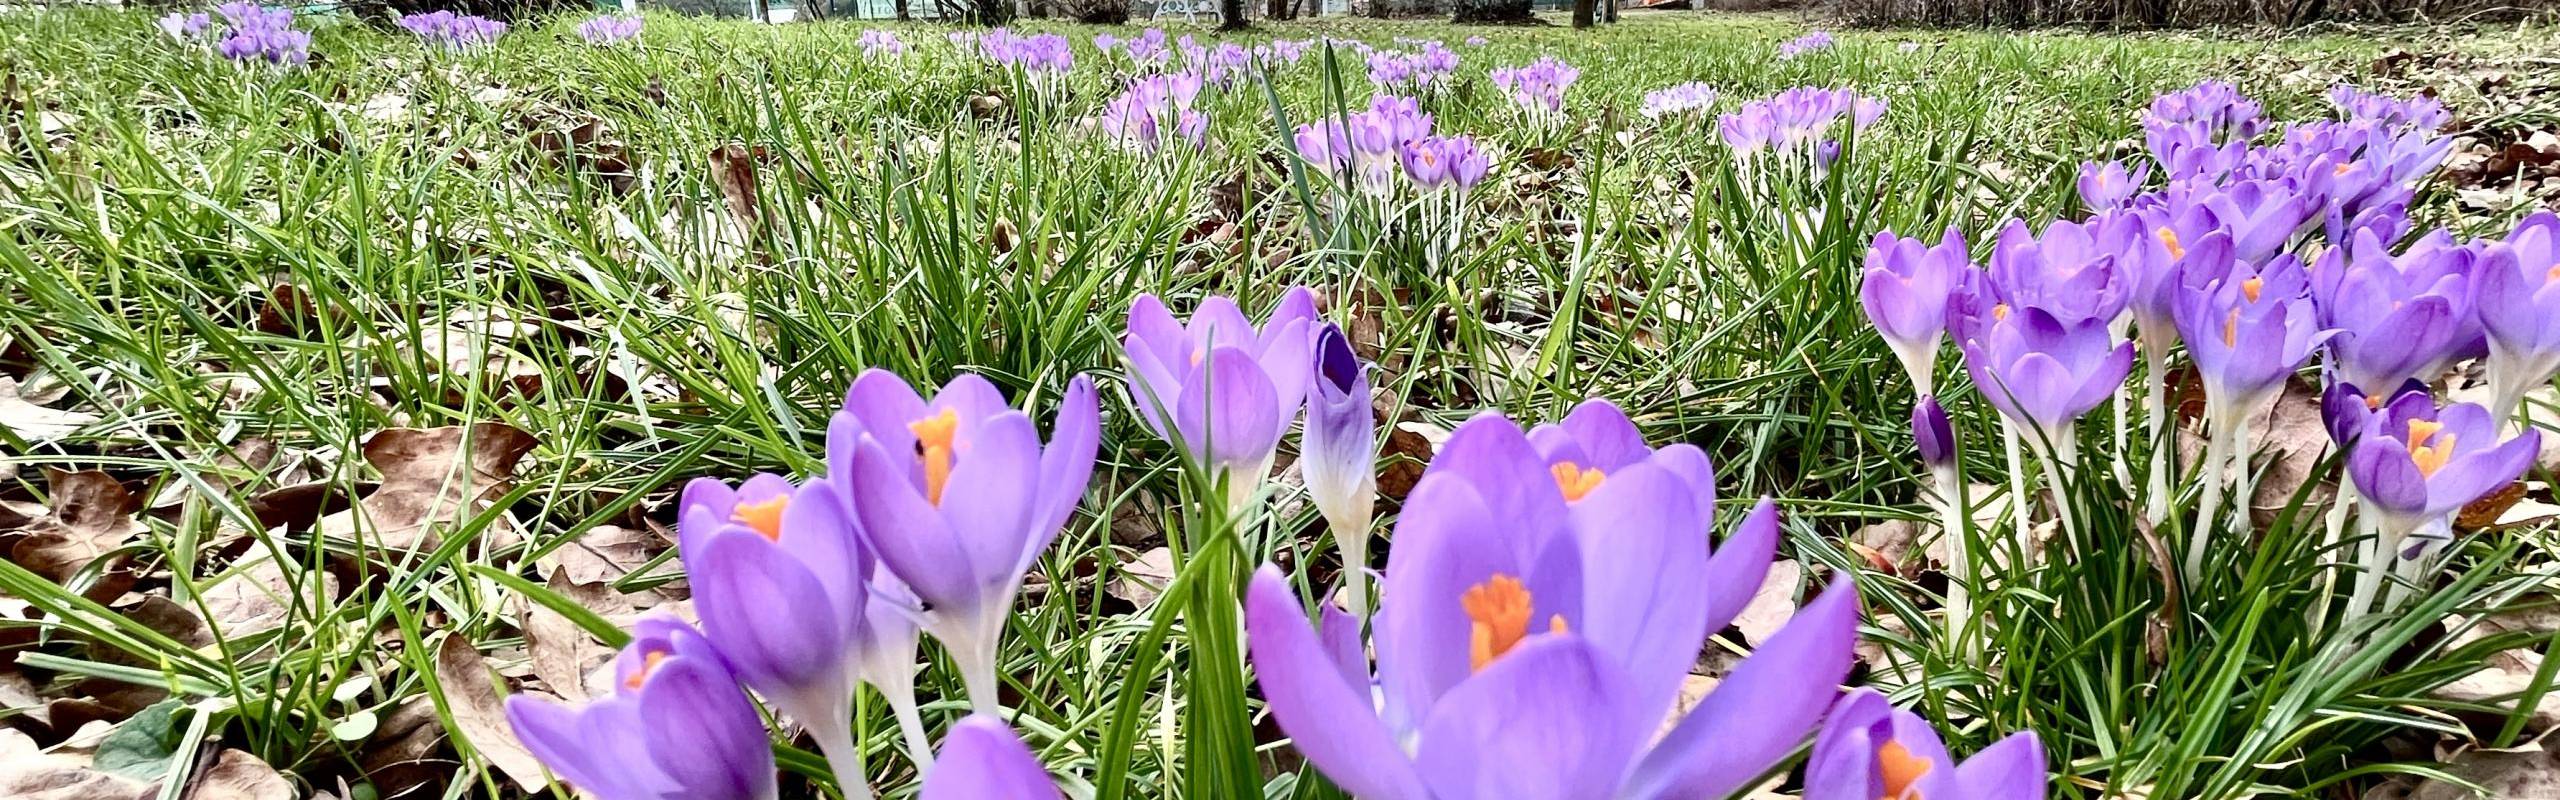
top-left (1601, 0), bottom-right (1616, 23)
top-left (1219, 0), bottom-right (1248, 27)
top-left (1451, 0), bottom-right (1531, 22)
top-left (1571, 0), bottom-right (1593, 26)
top-left (896, 0), bottom-right (910, 19)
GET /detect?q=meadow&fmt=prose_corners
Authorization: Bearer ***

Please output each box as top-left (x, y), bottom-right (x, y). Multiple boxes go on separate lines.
top-left (4, 6), bottom-right (2560, 799)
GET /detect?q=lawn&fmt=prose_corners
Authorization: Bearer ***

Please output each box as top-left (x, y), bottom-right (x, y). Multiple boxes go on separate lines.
top-left (4, 6), bottom-right (2560, 799)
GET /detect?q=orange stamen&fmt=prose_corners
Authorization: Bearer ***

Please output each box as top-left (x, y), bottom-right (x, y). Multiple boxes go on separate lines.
top-left (2222, 309), bottom-right (2241, 348)
top-left (2406, 418), bottom-right (2455, 477)
top-left (910, 408), bottom-right (961, 506)
top-left (2241, 275), bottom-right (2265, 303)
top-left (2545, 264), bottom-right (2560, 284)
top-left (1550, 462), bottom-right (1606, 502)
top-left (1878, 740), bottom-right (1933, 800)
top-left (624, 649), bottom-right (668, 691)
top-left (2156, 227), bottom-right (2185, 260)
top-left (733, 497), bottom-right (789, 541)
top-left (1991, 303), bottom-right (2011, 322)
top-left (1462, 575), bottom-right (1543, 672)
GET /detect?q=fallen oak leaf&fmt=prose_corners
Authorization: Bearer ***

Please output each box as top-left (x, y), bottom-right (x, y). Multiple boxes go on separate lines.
top-left (8, 468), bottom-right (145, 584)
top-left (315, 423), bottom-right (537, 553)
top-left (429, 634), bottom-right (549, 791)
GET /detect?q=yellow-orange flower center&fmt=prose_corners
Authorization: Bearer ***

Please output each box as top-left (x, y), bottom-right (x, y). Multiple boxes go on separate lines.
top-left (1990, 303), bottom-right (2011, 322)
top-left (624, 649), bottom-right (669, 691)
top-left (2156, 227), bottom-right (2185, 260)
top-left (910, 408), bottom-right (961, 506)
top-left (2406, 418), bottom-right (2456, 478)
top-left (732, 497), bottom-right (789, 541)
top-left (2221, 308), bottom-right (2241, 348)
top-left (1461, 574), bottom-right (1566, 673)
top-left (2546, 264), bottom-right (2560, 283)
top-left (1877, 740), bottom-right (1933, 800)
top-left (1550, 462), bottom-right (1606, 502)
top-left (2241, 275), bottom-right (2265, 303)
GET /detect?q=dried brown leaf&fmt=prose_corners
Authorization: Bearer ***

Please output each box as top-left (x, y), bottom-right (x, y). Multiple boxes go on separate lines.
top-left (1732, 559), bottom-right (1802, 645)
top-left (190, 749), bottom-right (294, 800)
top-left (8, 468), bottom-right (145, 582)
top-left (316, 423), bottom-right (536, 552)
top-left (521, 569), bottom-right (629, 702)
top-left (1106, 547), bottom-right (1177, 606)
top-left (430, 635), bottom-right (548, 791)
top-left (0, 376), bottom-right (98, 443)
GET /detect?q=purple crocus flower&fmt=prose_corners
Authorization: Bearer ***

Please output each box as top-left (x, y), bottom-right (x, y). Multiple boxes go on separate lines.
top-left (1303, 325), bottom-right (1378, 583)
top-left (2329, 85), bottom-right (2451, 131)
top-left (1239, 410), bottom-right (1843, 794)
top-left (1488, 57), bottom-right (1578, 126)
top-left (2321, 379), bottom-right (2429, 446)
top-left (1122, 288), bottom-right (1319, 474)
top-left (505, 616), bottom-right (780, 800)
top-left (858, 29), bottom-right (907, 57)
top-left (157, 11), bottom-right (212, 39)
top-left (1777, 30), bottom-right (1835, 59)
top-left (918, 716), bottom-right (1063, 800)
top-left (1804, 689), bottom-right (2046, 800)
top-left (1861, 227), bottom-right (1971, 394)
top-left (1986, 217), bottom-right (2132, 327)
top-left (1098, 72), bottom-right (1208, 155)
top-left (398, 10), bottom-right (508, 50)
top-left (1640, 82), bottom-right (1719, 121)
top-left (834, 371), bottom-right (1100, 714)
top-left (2310, 228), bottom-right (2484, 392)
top-left (2169, 236), bottom-right (2327, 412)
top-left (2077, 160), bottom-right (2149, 212)
top-left (2145, 80), bottom-right (2266, 142)
top-left (2346, 392), bottom-right (2539, 540)
top-left (1953, 299), bottom-right (2136, 439)
top-left (1245, 410), bottom-right (1852, 800)
top-left (2479, 212), bottom-right (2560, 421)
top-left (676, 472), bottom-right (872, 778)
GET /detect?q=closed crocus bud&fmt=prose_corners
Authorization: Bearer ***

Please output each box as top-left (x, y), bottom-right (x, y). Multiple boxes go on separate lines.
top-left (834, 370), bottom-right (1100, 715)
top-left (1913, 395), bottom-right (1955, 471)
top-left (676, 474), bottom-right (873, 785)
top-left (1987, 216), bottom-right (2133, 328)
top-left (918, 716), bottom-right (1065, 800)
top-left (505, 617), bottom-right (779, 800)
top-left (1861, 227), bottom-right (1971, 395)
top-left (1303, 324), bottom-right (1379, 610)
top-left (1804, 689), bottom-right (2046, 800)
top-left (1122, 288), bottom-right (1319, 478)
top-left (2320, 379), bottom-right (2428, 446)
top-left (2077, 159), bottom-right (2149, 212)
top-left (2479, 212), bottom-right (2560, 422)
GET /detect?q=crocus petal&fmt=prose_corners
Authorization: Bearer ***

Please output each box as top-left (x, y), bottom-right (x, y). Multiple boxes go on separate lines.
top-left (1375, 476), bottom-right (1525, 734)
top-left (639, 659), bottom-right (778, 800)
top-left (1628, 575), bottom-right (1861, 800)
top-left (1568, 463), bottom-right (1709, 728)
top-left (1802, 689), bottom-right (1893, 800)
top-left (1245, 567), bottom-right (1430, 800)
top-left (775, 482), bottom-right (868, 644)
top-left (1646, 444), bottom-right (1721, 529)
top-left (1028, 375), bottom-right (1101, 570)
top-left (1700, 497), bottom-right (1782, 636)
top-left (1319, 601), bottom-right (1369, 691)
top-left (1174, 346), bottom-right (1285, 469)
top-left (848, 439), bottom-right (979, 613)
top-left (2346, 437), bottom-right (2429, 516)
top-left (1556, 399), bottom-right (1651, 472)
top-left (506, 696), bottom-right (638, 798)
top-left (844, 368), bottom-right (932, 467)
top-left (941, 413), bottom-right (1041, 589)
top-left (1954, 732), bottom-right (2048, 799)
top-left (1411, 636), bottom-right (1645, 800)
top-left (1426, 412), bottom-right (1570, 556)
top-left (691, 531), bottom-right (847, 699)
top-left (920, 716), bottom-right (1065, 800)
top-left (2425, 431), bottom-right (2539, 517)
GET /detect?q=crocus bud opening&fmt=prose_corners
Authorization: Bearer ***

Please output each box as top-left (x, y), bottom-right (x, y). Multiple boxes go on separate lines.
top-left (1913, 395), bottom-right (1955, 470)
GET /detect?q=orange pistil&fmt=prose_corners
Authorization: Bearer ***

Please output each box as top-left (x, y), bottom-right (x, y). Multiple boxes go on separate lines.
top-left (624, 649), bottom-right (669, 691)
top-left (1990, 303), bottom-right (2011, 322)
top-left (2406, 418), bottom-right (2456, 477)
top-left (733, 497), bottom-right (789, 541)
top-left (910, 408), bottom-right (961, 506)
top-left (1550, 462), bottom-right (1606, 502)
top-left (2222, 309), bottom-right (2241, 348)
top-left (2241, 275), bottom-right (2265, 303)
top-left (1463, 575), bottom-right (1556, 672)
top-left (2156, 227), bottom-right (2185, 260)
top-left (1877, 740), bottom-right (1933, 800)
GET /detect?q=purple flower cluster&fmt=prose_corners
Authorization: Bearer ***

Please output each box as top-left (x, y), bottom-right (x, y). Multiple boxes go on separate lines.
top-left (1180, 36), bottom-right (1254, 87)
top-left (858, 29), bottom-right (906, 58)
top-left (1366, 42), bottom-right (1458, 92)
top-left (1255, 38), bottom-right (1313, 67)
top-left (1641, 82), bottom-right (1720, 121)
top-left (1100, 28), bottom-right (1172, 69)
top-left (1294, 96), bottom-right (1487, 194)
top-left (974, 29), bottom-right (1074, 74)
top-left (1488, 56), bottom-right (1579, 126)
top-left (398, 10), bottom-right (508, 51)
top-left (1720, 87), bottom-right (1886, 160)
top-left (573, 14), bottom-right (641, 46)
top-left (162, 3), bottom-right (310, 66)
top-left (2328, 84), bottom-right (2451, 132)
top-left (1777, 30), bottom-right (1835, 59)
top-left (1099, 73), bottom-right (1209, 155)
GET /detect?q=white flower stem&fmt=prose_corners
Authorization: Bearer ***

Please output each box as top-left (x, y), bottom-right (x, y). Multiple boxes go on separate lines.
top-left (2226, 412), bottom-right (2255, 540)
top-left (1336, 519), bottom-right (1371, 620)
top-left (2001, 421), bottom-right (2033, 562)
top-left (2039, 426), bottom-right (2081, 552)
top-left (2342, 514), bottom-right (2402, 628)
top-left (1930, 464), bottom-right (1973, 655)
top-left (806, 700), bottom-right (874, 800)
top-left (2142, 346), bottom-right (2173, 525)
top-left (881, 678), bottom-right (935, 773)
top-left (2308, 492), bottom-right (2355, 637)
